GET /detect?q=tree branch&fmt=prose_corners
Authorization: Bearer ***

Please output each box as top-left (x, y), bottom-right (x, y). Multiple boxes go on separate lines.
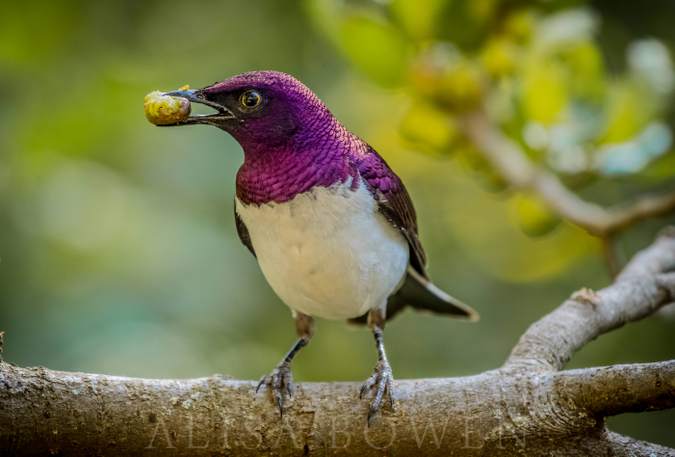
top-left (1, 361), bottom-right (673, 456)
top-left (554, 361), bottom-right (675, 417)
top-left (604, 431), bottom-right (675, 457)
top-left (461, 112), bottom-right (675, 237)
top-left (505, 229), bottom-right (675, 370)
top-left (1, 231), bottom-right (674, 455)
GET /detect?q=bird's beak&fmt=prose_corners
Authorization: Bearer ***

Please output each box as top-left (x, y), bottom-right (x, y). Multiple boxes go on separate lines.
top-left (160, 89), bottom-right (236, 127)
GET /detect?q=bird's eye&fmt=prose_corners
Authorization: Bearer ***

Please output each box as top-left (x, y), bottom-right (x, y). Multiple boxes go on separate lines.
top-left (239, 90), bottom-right (263, 110)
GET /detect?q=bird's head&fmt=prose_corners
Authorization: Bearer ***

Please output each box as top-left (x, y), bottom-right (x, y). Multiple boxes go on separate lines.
top-left (163, 71), bottom-right (336, 152)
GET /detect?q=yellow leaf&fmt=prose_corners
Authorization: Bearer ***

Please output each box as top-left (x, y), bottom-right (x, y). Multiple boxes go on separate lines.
top-left (563, 41), bottom-right (605, 99)
top-left (481, 37), bottom-right (519, 77)
top-left (439, 59), bottom-right (484, 109)
top-left (522, 59), bottom-right (568, 125)
top-left (400, 103), bottom-right (457, 150)
top-left (508, 193), bottom-right (561, 237)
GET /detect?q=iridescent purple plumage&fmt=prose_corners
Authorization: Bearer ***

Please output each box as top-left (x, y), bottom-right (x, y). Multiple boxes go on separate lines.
top-left (203, 71), bottom-right (425, 272)
top-left (204, 71), bottom-right (427, 277)
top-left (203, 71), bottom-right (352, 204)
top-left (203, 74), bottom-right (391, 197)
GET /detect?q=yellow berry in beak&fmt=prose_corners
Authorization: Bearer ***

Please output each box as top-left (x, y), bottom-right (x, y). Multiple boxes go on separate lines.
top-left (144, 90), bottom-right (191, 125)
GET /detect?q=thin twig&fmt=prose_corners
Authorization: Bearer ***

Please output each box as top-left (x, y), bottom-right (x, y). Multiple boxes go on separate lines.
top-left (461, 112), bottom-right (675, 237)
top-left (601, 235), bottom-right (621, 278)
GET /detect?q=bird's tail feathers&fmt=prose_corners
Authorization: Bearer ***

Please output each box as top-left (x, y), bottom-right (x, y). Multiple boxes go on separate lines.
top-left (396, 267), bottom-right (479, 321)
top-left (347, 267), bottom-right (479, 325)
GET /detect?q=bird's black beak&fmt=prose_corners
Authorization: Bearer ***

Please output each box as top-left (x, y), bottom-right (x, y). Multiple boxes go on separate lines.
top-left (161, 89), bottom-right (236, 127)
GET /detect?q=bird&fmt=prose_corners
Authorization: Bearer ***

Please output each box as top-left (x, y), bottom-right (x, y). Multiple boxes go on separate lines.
top-left (160, 71), bottom-right (478, 423)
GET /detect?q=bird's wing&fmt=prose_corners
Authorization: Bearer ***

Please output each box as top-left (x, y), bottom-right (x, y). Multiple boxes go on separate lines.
top-left (356, 146), bottom-right (428, 278)
top-left (350, 146), bottom-right (479, 325)
top-left (234, 202), bottom-right (256, 257)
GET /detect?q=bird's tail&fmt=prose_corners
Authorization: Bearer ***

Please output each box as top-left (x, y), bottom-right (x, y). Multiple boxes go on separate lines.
top-left (393, 267), bottom-right (479, 321)
top-left (349, 267), bottom-right (479, 325)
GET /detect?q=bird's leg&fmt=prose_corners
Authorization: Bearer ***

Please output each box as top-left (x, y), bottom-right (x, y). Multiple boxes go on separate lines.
top-left (256, 312), bottom-right (313, 417)
top-left (359, 308), bottom-right (394, 424)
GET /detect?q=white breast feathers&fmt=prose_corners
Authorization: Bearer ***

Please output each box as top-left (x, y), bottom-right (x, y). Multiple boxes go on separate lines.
top-left (235, 179), bottom-right (409, 320)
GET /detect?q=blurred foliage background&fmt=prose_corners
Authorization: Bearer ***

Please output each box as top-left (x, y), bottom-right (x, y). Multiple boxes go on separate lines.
top-left (1, 0), bottom-right (674, 447)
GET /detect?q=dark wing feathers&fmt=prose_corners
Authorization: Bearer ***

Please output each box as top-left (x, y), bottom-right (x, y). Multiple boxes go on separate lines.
top-left (352, 145), bottom-right (478, 324)
top-left (234, 202), bottom-right (256, 257)
top-left (356, 146), bottom-right (428, 278)
top-left (376, 186), bottom-right (428, 276)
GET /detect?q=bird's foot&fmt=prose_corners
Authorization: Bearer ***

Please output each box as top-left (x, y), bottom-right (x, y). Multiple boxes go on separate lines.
top-left (256, 362), bottom-right (294, 417)
top-left (359, 359), bottom-right (394, 425)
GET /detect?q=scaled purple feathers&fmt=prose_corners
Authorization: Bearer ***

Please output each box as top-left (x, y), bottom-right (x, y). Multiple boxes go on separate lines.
top-left (219, 71), bottom-right (426, 274)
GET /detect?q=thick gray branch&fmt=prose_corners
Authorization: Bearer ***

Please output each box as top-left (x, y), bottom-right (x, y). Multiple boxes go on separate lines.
top-left (553, 361), bottom-right (675, 417)
top-left (506, 229), bottom-right (675, 370)
top-left (604, 431), bottom-right (675, 457)
top-left (461, 112), bottom-right (675, 237)
top-left (2, 232), bottom-right (674, 455)
top-left (1, 362), bottom-right (673, 456)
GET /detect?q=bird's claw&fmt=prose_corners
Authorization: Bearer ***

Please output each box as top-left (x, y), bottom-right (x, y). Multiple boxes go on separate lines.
top-left (360, 359), bottom-right (395, 425)
top-left (256, 362), bottom-right (294, 417)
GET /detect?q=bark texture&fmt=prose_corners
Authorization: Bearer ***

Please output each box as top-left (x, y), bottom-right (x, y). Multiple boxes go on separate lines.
top-left (1, 230), bottom-right (675, 456)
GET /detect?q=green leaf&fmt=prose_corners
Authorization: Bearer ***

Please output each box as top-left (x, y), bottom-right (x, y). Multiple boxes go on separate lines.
top-left (600, 82), bottom-right (652, 143)
top-left (389, 0), bottom-right (449, 40)
top-left (337, 13), bottom-right (412, 87)
top-left (509, 193), bottom-right (561, 237)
